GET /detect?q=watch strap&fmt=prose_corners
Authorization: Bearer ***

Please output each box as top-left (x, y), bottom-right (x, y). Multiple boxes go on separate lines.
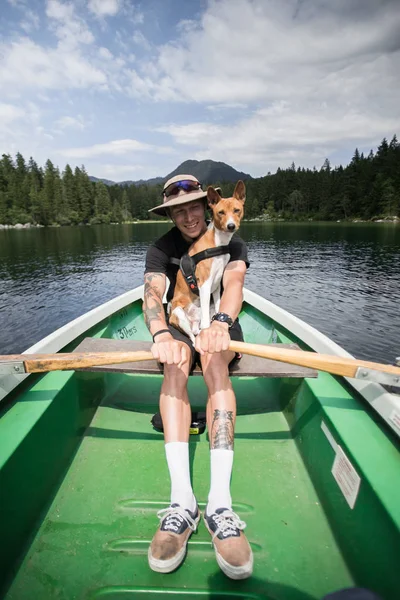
top-left (211, 312), bottom-right (234, 328)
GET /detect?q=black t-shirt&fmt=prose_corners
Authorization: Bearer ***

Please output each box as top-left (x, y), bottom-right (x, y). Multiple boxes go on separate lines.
top-left (145, 226), bottom-right (250, 302)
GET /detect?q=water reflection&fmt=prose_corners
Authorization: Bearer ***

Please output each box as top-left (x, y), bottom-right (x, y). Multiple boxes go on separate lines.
top-left (0, 223), bottom-right (399, 363)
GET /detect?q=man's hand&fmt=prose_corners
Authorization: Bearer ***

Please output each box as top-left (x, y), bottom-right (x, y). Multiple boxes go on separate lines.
top-left (151, 332), bottom-right (190, 367)
top-left (195, 321), bottom-right (231, 355)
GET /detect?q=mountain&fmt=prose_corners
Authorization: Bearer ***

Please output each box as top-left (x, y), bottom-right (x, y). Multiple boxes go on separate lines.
top-left (88, 176), bottom-right (118, 186)
top-left (89, 159), bottom-right (252, 187)
top-left (164, 159), bottom-right (252, 185)
top-left (119, 176), bottom-right (164, 187)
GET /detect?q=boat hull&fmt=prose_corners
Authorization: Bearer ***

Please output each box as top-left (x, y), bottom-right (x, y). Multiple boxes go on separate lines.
top-left (1, 290), bottom-right (399, 599)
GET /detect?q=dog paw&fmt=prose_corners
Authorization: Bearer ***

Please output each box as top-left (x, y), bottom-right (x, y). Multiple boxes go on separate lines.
top-left (192, 323), bottom-right (200, 336)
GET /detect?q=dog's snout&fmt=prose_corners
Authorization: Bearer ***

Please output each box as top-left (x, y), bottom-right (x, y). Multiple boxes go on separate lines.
top-left (227, 223), bottom-right (236, 232)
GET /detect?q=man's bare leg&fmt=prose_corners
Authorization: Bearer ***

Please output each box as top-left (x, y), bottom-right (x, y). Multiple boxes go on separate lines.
top-left (201, 350), bottom-right (253, 580)
top-left (148, 344), bottom-right (200, 574)
top-left (201, 350), bottom-right (236, 512)
top-left (160, 351), bottom-right (196, 511)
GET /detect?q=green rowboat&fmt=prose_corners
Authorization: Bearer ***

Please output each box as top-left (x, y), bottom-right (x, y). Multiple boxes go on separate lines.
top-left (1, 287), bottom-right (399, 599)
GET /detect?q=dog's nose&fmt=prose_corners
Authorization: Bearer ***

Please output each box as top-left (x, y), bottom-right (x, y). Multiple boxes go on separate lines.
top-left (227, 223), bottom-right (236, 232)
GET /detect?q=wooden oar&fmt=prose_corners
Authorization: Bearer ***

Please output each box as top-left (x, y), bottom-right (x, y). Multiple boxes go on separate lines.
top-left (229, 341), bottom-right (400, 386)
top-left (1, 342), bottom-right (399, 386)
top-left (0, 351), bottom-right (154, 374)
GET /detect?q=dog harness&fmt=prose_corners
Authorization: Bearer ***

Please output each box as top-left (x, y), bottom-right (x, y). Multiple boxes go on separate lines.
top-left (169, 246), bottom-right (230, 296)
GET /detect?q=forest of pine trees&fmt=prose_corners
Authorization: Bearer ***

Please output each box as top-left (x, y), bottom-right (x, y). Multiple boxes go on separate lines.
top-left (0, 136), bottom-right (399, 226)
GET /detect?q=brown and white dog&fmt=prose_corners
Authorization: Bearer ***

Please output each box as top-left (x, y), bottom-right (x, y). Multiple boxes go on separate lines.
top-left (169, 181), bottom-right (246, 343)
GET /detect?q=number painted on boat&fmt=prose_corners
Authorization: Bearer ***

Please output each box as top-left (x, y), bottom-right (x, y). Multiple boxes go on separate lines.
top-left (116, 325), bottom-right (137, 340)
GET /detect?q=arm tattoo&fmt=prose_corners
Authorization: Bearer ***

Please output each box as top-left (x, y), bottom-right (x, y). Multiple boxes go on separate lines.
top-left (143, 273), bottom-right (165, 331)
top-left (210, 409), bottom-right (234, 450)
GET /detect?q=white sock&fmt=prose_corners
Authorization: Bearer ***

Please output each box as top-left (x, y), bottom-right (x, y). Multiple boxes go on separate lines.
top-left (165, 442), bottom-right (196, 513)
top-left (207, 449), bottom-right (233, 514)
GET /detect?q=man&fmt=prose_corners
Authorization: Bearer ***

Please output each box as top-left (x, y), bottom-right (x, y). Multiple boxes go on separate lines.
top-left (143, 174), bottom-right (253, 580)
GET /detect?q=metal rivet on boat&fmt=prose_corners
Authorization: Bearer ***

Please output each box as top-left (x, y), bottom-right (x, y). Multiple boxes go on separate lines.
top-left (361, 370), bottom-right (368, 377)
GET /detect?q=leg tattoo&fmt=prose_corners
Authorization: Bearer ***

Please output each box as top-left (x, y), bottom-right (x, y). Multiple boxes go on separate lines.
top-left (210, 409), bottom-right (234, 450)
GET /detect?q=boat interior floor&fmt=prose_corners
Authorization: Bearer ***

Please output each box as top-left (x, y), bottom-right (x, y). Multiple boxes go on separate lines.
top-left (4, 400), bottom-right (353, 600)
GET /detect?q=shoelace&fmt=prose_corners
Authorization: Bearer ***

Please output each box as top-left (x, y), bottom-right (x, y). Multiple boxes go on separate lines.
top-left (157, 505), bottom-right (197, 533)
top-left (210, 510), bottom-right (247, 541)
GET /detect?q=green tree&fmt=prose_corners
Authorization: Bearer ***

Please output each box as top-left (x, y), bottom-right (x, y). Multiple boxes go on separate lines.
top-left (13, 152), bottom-right (30, 217)
top-left (0, 191), bottom-right (7, 223)
top-left (381, 178), bottom-right (397, 216)
top-left (0, 154), bottom-right (16, 222)
top-left (121, 189), bottom-right (132, 221)
top-left (62, 164), bottom-right (77, 219)
top-left (41, 159), bottom-right (57, 224)
top-left (94, 182), bottom-right (111, 222)
top-left (75, 165), bottom-right (93, 222)
top-left (112, 198), bottom-right (123, 222)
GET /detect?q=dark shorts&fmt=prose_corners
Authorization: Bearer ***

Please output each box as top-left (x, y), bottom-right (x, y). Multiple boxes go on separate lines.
top-left (167, 319), bottom-right (244, 370)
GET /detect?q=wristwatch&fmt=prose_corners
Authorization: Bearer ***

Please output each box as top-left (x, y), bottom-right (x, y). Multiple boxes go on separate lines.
top-left (211, 312), bottom-right (234, 328)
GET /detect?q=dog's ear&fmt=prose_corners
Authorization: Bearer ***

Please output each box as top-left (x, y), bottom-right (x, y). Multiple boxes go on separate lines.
top-left (233, 180), bottom-right (246, 203)
top-left (207, 186), bottom-right (221, 206)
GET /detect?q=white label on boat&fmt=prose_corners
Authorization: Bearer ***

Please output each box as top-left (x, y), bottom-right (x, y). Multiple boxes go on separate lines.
top-left (331, 445), bottom-right (361, 509)
top-left (321, 421), bottom-right (338, 451)
top-left (389, 410), bottom-right (400, 431)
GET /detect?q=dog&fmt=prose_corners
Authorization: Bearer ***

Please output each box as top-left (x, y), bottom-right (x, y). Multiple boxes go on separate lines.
top-left (169, 181), bottom-right (246, 343)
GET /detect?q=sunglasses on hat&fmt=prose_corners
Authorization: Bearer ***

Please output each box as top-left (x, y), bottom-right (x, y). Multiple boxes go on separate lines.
top-left (163, 180), bottom-right (202, 198)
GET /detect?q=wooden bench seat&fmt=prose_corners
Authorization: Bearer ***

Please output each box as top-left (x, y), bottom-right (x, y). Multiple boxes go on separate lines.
top-left (74, 337), bottom-right (318, 378)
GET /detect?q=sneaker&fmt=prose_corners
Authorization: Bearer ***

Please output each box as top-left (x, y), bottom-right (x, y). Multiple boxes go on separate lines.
top-left (148, 503), bottom-right (200, 573)
top-left (204, 508), bottom-right (253, 580)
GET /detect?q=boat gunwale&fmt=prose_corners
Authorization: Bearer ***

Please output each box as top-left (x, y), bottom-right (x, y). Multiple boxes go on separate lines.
top-left (0, 287), bottom-right (145, 404)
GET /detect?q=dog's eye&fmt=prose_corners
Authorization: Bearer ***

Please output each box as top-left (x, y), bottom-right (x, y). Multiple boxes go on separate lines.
top-left (234, 208), bottom-right (241, 214)
top-left (218, 210), bottom-right (225, 216)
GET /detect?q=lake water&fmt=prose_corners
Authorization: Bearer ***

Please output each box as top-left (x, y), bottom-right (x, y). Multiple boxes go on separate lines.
top-left (0, 222), bottom-right (399, 364)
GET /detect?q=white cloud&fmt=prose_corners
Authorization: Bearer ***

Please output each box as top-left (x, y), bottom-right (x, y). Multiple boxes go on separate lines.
top-left (7, 0), bottom-right (26, 8)
top-left (206, 103), bottom-right (248, 112)
top-left (88, 0), bottom-right (120, 17)
top-left (132, 30), bottom-right (151, 50)
top-left (0, 101), bottom-right (46, 156)
top-left (20, 9), bottom-right (40, 32)
top-left (0, 37), bottom-right (107, 91)
top-left (100, 163), bottom-right (145, 176)
top-left (0, 103), bottom-right (25, 123)
top-left (155, 122), bottom-right (223, 145)
top-left (46, 0), bottom-right (95, 48)
top-left (54, 115), bottom-right (87, 130)
top-left (133, 0), bottom-right (400, 173)
top-left (99, 46), bottom-right (113, 60)
top-left (156, 97), bottom-right (399, 174)
top-left (127, 0), bottom-right (400, 110)
top-left (59, 138), bottom-right (173, 158)
top-left (46, 0), bottom-right (73, 21)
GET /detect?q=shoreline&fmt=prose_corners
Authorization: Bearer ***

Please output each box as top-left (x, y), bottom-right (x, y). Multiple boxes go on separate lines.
top-left (0, 217), bottom-right (398, 230)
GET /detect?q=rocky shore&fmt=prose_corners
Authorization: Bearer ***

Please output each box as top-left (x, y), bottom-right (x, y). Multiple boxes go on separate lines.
top-left (0, 223), bottom-right (44, 229)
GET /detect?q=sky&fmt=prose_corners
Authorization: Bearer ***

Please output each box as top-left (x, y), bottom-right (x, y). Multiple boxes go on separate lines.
top-left (1, 0), bottom-right (399, 182)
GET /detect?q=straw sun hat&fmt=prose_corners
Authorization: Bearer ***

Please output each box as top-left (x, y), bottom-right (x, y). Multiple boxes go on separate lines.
top-left (149, 174), bottom-right (221, 217)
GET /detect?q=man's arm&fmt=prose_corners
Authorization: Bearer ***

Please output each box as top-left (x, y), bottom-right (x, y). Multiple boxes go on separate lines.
top-left (143, 272), bottom-right (168, 336)
top-left (218, 259), bottom-right (246, 321)
top-left (143, 272), bottom-right (189, 365)
top-left (195, 260), bottom-right (247, 354)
